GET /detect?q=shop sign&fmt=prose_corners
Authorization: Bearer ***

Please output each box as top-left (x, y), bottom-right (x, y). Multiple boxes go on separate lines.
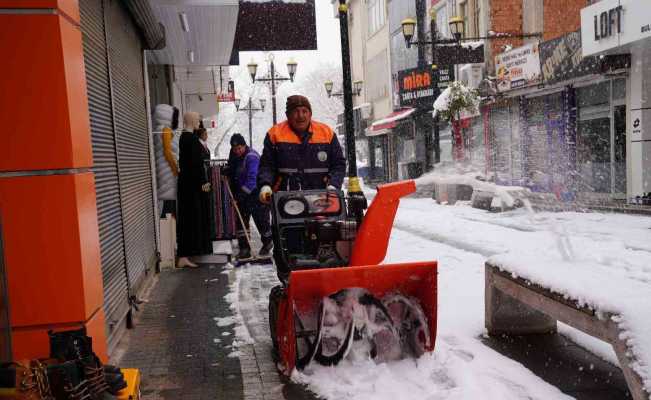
top-left (495, 43), bottom-right (541, 92)
top-left (581, 0), bottom-right (651, 57)
top-left (539, 30), bottom-right (600, 85)
top-left (397, 65), bottom-right (454, 108)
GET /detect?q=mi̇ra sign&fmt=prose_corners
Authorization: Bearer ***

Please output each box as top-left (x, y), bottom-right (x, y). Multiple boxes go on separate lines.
top-left (398, 65), bottom-right (452, 108)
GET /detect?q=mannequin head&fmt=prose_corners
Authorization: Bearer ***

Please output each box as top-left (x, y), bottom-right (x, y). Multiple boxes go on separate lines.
top-left (183, 111), bottom-right (201, 130)
top-left (154, 104), bottom-right (174, 130)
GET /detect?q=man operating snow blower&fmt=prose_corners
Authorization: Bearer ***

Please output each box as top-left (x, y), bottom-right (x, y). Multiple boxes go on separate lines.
top-left (257, 94), bottom-right (346, 281)
top-left (257, 95), bottom-right (437, 373)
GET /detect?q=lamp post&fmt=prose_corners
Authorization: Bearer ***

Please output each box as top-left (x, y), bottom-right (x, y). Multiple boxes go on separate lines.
top-left (401, 15), bottom-right (542, 47)
top-left (337, 0), bottom-right (366, 224)
top-left (324, 79), bottom-right (363, 98)
top-left (235, 97), bottom-right (266, 148)
top-left (248, 54), bottom-right (297, 125)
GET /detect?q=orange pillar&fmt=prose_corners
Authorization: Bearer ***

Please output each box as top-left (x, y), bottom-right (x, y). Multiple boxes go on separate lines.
top-left (0, 0), bottom-right (108, 362)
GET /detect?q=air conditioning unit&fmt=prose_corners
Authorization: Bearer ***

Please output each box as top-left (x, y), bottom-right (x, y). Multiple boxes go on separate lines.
top-left (459, 64), bottom-right (483, 89)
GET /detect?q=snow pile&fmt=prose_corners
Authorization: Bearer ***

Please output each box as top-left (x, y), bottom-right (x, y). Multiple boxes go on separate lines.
top-left (293, 338), bottom-right (572, 400)
top-left (415, 169), bottom-right (529, 209)
top-left (459, 40), bottom-right (484, 50)
top-left (489, 253), bottom-right (651, 393)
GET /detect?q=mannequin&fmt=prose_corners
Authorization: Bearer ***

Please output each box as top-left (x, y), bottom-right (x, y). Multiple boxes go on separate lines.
top-left (176, 111), bottom-right (212, 268)
top-left (152, 104), bottom-right (180, 215)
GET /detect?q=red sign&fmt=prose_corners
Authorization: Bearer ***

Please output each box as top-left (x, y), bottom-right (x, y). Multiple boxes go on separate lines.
top-left (217, 93), bottom-right (235, 102)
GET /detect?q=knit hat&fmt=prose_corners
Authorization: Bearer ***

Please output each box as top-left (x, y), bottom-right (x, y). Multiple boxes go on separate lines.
top-left (230, 133), bottom-right (246, 147)
top-left (285, 95), bottom-right (312, 115)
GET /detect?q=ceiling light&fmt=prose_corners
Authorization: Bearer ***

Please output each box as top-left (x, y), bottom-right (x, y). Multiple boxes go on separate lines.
top-left (188, 50), bottom-right (195, 63)
top-left (179, 12), bottom-right (190, 32)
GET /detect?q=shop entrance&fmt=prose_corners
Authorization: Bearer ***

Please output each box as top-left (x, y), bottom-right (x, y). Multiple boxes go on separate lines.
top-left (576, 79), bottom-right (626, 198)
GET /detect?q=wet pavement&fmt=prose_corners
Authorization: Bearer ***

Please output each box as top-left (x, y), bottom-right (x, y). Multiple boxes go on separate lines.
top-left (484, 333), bottom-right (631, 399)
top-left (111, 262), bottom-right (316, 400)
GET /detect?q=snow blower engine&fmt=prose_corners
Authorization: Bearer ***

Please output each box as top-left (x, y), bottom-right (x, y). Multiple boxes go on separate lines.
top-left (269, 181), bottom-right (438, 375)
top-left (271, 189), bottom-right (357, 278)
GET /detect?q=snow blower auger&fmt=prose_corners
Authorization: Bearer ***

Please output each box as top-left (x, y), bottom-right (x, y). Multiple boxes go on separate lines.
top-left (268, 180), bottom-right (438, 375)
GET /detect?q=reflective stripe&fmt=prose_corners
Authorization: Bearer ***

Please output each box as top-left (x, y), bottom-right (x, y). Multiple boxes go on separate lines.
top-left (279, 168), bottom-right (298, 173)
top-left (304, 168), bottom-right (329, 173)
top-left (241, 185), bottom-right (251, 194)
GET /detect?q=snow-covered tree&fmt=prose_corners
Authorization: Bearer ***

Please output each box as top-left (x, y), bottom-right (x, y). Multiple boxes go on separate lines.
top-left (433, 81), bottom-right (480, 163)
top-left (433, 81), bottom-right (480, 123)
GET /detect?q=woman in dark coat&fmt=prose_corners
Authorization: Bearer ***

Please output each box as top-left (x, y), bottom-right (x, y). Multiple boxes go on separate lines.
top-left (176, 113), bottom-right (212, 268)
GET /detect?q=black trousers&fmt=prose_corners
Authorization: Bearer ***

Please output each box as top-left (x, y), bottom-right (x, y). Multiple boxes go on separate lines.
top-left (236, 192), bottom-right (272, 250)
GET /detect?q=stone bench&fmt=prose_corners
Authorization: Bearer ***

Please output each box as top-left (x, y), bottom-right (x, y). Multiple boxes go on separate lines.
top-left (485, 262), bottom-right (649, 400)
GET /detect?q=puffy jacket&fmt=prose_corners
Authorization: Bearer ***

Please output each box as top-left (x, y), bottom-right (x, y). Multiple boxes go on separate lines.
top-left (257, 120), bottom-right (346, 191)
top-left (234, 147), bottom-right (260, 195)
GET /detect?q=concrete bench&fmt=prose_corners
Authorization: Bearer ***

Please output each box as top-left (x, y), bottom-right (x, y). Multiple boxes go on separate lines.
top-left (485, 262), bottom-right (649, 400)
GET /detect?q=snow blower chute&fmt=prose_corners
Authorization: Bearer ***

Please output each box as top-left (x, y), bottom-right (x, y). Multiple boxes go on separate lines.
top-left (268, 180), bottom-right (438, 375)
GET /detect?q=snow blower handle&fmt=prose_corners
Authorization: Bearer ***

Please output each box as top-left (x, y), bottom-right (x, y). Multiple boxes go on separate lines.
top-left (259, 185), bottom-right (272, 204)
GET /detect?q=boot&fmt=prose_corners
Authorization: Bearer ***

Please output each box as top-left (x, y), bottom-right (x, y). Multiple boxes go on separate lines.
top-left (1, 361), bottom-right (54, 399)
top-left (49, 328), bottom-right (88, 362)
top-left (258, 239), bottom-right (273, 257)
top-left (236, 247), bottom-right (252, 262)
top-left (48, 329), bottom-right (120, 399)
top-left (47, 360), bottom-right (92, 400)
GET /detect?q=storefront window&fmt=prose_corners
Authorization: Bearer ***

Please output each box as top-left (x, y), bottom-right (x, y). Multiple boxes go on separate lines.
top-left (576, 80), bottom-right (626, 196)
top-left (577, 118), bottom-right (611, 193)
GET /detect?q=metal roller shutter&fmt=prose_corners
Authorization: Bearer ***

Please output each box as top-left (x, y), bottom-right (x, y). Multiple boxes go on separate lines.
top-left (526, 97), bottom-right (548, 182)
top-left (490, 105), bottom-right (512, 182)
top-left (105, 0), bottom-right (157, 295)
top-left (79, 0), bottom-right (130, 349)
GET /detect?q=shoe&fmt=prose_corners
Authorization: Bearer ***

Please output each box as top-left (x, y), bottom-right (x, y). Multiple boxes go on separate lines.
top-left (258, 241), bottom-right (273, 257)
top-left (236, 248), bottom-right (252, 261)
top-left (176, 257), bottom-right (198, 268)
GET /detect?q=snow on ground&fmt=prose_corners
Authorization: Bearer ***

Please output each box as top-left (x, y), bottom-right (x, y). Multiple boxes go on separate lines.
top-left (224, 189), bottom-right (651, 399)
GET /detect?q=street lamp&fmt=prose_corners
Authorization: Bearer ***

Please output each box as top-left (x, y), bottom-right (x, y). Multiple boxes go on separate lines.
top-left (401, 18), bottom-right (416, 48)
top-left (235, 97), bottom-right (265, 149)
top-left (247, 60), bottom-right (258, 82)
top-left (324, 80), bottom-right (335, 96)
top-left (250, 54), bottom-right (298, 124)
top-left (287, 58), bottom-right (298, 81)
top-left (448, 16), bottom-right (464, 41)
top-left (324, 80), bottom-right (363, 98)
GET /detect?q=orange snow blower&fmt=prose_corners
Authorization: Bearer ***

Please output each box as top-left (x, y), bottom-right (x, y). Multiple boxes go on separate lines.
top-left (268, 180), bottom-right (438, 375)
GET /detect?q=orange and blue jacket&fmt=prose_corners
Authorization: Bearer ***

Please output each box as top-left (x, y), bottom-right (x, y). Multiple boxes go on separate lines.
top-left (257, 120), bottom-right (346, 191)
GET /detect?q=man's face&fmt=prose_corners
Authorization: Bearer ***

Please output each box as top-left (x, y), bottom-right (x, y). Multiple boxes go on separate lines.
top-left (233, 144), bottom-right (246, 157)
top-left (287, 106), bottom-right (311, 132)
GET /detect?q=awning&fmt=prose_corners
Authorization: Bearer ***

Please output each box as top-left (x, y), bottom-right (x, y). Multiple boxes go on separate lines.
top-left (368, 108), bottom-right (416, 134)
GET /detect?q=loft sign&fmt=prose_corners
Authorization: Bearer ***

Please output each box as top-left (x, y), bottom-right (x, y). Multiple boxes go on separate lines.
top-left (593, 5), bottom-right (623, 40)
